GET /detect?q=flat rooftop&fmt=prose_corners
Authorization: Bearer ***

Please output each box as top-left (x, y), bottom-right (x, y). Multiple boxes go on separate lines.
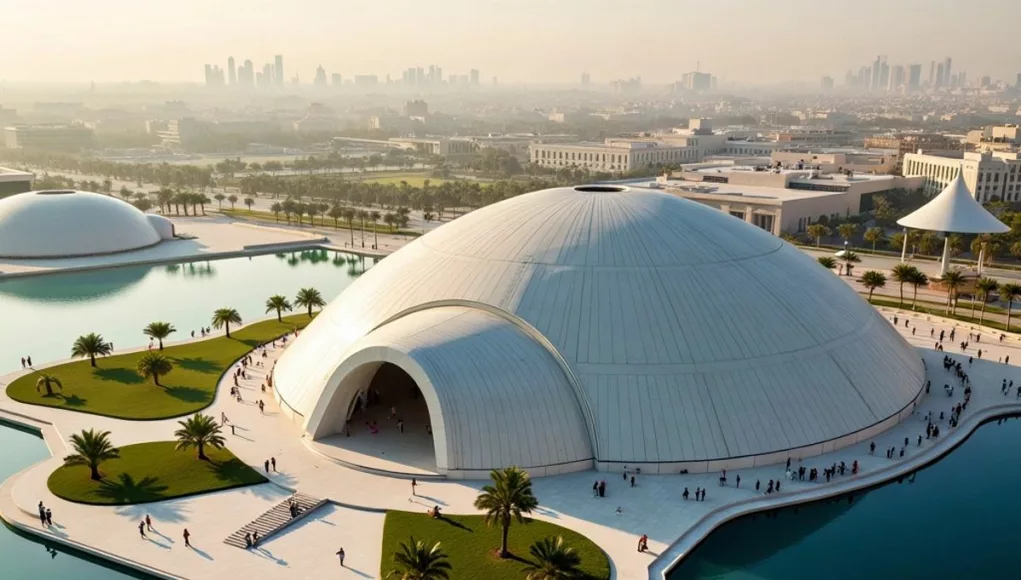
top-left (696, 164), bottom-right (896, 183)
top-left (0, 167), bottom-right (34, 183)
top-left (663, 181), bottom-right (846, 201)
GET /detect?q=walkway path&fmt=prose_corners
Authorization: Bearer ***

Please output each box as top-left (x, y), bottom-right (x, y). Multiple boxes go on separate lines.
top-left (2, 311), bottom-right (1021, 579)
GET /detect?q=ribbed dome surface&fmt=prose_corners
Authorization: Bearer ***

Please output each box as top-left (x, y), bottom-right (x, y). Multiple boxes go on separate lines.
top-left (0, 190), bottom-right (162, 258)
top-left (275, 186), bottom-right (924, 471)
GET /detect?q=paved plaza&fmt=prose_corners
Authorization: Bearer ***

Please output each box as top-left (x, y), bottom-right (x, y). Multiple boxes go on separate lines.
top-left (2, 306), bottom-right (1021, 579)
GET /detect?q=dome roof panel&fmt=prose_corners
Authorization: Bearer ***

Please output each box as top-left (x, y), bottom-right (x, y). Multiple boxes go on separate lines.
top-left (0, 190), bottom-right (162, 258)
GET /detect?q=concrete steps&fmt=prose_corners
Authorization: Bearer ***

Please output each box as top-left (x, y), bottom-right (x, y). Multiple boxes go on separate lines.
top-left (224, 492), bottom-right (326, 549)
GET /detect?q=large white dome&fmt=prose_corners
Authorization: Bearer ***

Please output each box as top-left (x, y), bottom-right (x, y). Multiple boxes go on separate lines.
top-left (0, 190), bottom-right (165, 258)
top-left (274, 185), bottom-right (924, 477)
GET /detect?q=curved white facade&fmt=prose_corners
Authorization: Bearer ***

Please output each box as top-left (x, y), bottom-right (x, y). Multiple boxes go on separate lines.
top-left (0, 190), bottom-right (169, 258)
top-left (275, 185), bottom-right (924, 477)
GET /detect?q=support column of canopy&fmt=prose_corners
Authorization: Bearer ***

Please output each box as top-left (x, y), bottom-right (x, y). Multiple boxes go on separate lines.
top-left (901, 228), bottom-right (909, 263)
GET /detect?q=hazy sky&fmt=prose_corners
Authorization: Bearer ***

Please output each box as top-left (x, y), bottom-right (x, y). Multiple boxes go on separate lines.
top-left (3, 0), bottom-right (1020, 85)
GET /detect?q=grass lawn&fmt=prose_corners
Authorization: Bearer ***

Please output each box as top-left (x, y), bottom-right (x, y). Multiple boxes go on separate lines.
top-left (48, 441), bottom-right (266, 505)
top-left (380, 511), bottom-right (610, 580)
top-left (867, 297), bottom-right (1018, 332)
top-left (6, 314), bottom-right (311, 420)
top-left (362, 175), bottom-right (450, 187)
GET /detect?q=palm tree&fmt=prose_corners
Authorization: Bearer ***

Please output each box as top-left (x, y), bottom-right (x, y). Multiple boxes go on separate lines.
top-left (265, 294), bottom-right (293, 322)
top-left (63, 429), bottom-right (119, 481)
top-left (227, 194), bottom-right (238, 209)
top-left (244, 197), bottom-right (255, 211)
top-left (370, 210), bottom-right (381, 249)
top-left (214, 193), bottom-right (226, 208)
top-left (35, 373), bottom-right (63, 396)
top-left (211, 308), bottom-right (242, 338)
top-left (859, 270), bottom-right (887, 303)
top-left (294, 287), bottom-right (326, 317)
top-left (136, 352), bottom-right (174, 387)
top-left (891, 263), bottom-right (916, 308)
top-left (174, 413), bottom-right (225, 461)
top-left (841, 251), bottom-right (861, 277)
top-left (522, 536), bottom-right (583, 580)
top-left (975, 277), bottom-right (1000, 326)
top-left (817, 256), bottom-right (837, 270)
top-left (388, 537), bottom-right (451, 580)
top-left (907, 269), bottom-right (929, 311)
top-left (863, 227), bottom-right (885, 253)
top-left (473, 466), bottom-right (539, 558)
top-left (918, 232), bottom-right (940, 256)
top-left (1000, 283), bottom-right (1021, 331)
top-left (940, 269), bottom-right (966, 315)
top-left (270, 202), bottom-right (283, 222)
top-left (143, 321), bottom-right (176, 350)
top-left (71, 333), bottom-right (113, 367)
top-left (837, 223), bottom-right (857, 246)
top-left (342, 207), bottom-right (356, 246)
top-left (806, 224), bottom-right (829, 247)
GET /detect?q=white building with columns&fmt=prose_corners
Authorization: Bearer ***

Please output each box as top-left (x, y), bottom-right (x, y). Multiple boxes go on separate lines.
top-left (903, 150), bottom-right (1021, 202)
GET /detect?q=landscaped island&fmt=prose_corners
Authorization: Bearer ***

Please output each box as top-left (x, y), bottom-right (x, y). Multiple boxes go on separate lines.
top-left (7, 314), bottom-right (310, 420)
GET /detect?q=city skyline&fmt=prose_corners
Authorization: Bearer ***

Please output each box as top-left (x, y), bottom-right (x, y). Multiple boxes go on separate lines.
top-left (1, 0), bottom-right (1020, 85)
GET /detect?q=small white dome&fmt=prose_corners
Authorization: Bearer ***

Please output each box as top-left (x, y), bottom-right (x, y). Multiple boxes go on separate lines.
top-left (0, 190), bottom-right (163, 258)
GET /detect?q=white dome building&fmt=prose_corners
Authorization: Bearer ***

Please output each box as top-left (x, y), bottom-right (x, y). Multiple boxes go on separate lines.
top-left (0, 190), bottom-right (173, 258)
top-left (274, 185), bottom-right (924, 478)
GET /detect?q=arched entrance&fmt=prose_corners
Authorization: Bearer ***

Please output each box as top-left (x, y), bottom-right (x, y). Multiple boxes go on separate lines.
top-left (307, 360), bottom-right (440, 475)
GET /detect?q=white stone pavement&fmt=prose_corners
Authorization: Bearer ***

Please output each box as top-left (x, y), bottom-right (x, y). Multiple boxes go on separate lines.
top-left (2, 310), bottom-right (1021, 580)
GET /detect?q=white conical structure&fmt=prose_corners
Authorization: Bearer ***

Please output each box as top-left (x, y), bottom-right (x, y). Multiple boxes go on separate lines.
top-left (896, 171), bottom-right (1008, 275)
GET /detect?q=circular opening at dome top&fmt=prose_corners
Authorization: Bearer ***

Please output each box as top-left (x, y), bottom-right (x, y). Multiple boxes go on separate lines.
top-left (573, 185), bottom-right (627, 193)
top-left (35, 190), bottom-right (77, 195)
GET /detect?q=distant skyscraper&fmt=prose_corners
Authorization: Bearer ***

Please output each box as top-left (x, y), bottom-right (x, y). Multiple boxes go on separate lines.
top-left (908, 64), bottom-right (922, 91)
top-left (581, 72), bottom-right (591, 86)
top-left (944, 57), bottom-right (952, 87)
top-left (1016, 73), bottom-right (1021, 89)
top-left (889, 65), bottom-right (905, 91)
top-left (470, 69), bottom-right (480, 86)
top-left (935, 63), bottom-right (945, 88)
top-left (274, 55), bottom-right (284, 86)
top-left (871, 55), bottom-right (882, 90)
top-left (239, 59), bottom-right (255, 87)
top-left (820, 76), bottom-right (834, 91)
top-left (314, 65), bottom-right (327, 87)
top-left (929, 61), bottom-right (936, 87)
top-left (879, 59), bottom-right (890, 90)
top-left (227, 57), bottom-right (237, 86)
top-left (261, 63), bottom-right (274, 88)
top-left (332, 73), bottom-right (342, 86)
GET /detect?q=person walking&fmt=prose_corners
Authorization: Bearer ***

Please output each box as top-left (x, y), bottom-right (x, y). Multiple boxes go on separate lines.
top-left (183, 529), bottom-right (191, 548)
top-left (139, 521), bottom-right (147, 539)
top-left (145, 514), bottom-right (152, 531)
top-left (270, 457), bottom-right (276, 471)
top-left (264, 459), bottom-right (270, 473)
top-left (682, 487), bottom-right (689, 500)
top-left (336, 547), bottom-right (346, 567)
top-left (638, 534), bottom-right (648, 552)
top-left (411, 478), bottom-right (417, 496)
top-left (45, 508), bottom-right (53, 527)
top-left (37, 501), bottom-right (46, 526)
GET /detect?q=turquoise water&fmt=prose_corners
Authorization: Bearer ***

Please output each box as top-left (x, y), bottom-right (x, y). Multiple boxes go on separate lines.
top-left (0, 249), bottom-right (371, 374)
top-left (669, 416), bottom-right (1021, 580)
top-left (0, 422), bottom-right (146, 579)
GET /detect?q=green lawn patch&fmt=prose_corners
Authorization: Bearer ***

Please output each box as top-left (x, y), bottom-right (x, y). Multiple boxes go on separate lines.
top-left (380, 511), bottom-right (610, 580)
top-left (220, 208), bottom-right (419, 237)
top-left (6, 314), bottom-right (311, 420)
top-left (48, 441), bottom-right (266, 505)
top-left (362, 175), bottom-right (450, 187)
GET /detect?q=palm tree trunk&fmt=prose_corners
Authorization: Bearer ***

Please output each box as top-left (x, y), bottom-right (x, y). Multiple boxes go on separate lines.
top-left (1008, 302), bottom-right (1014, 332)
top-left (90, 465), bottom-right (100, 480)
top-left (225, 323), bottom-right (231, 338)
top-left (159, 339), bottom-right (164, 350)
top-left (980, 303), bottom-right (987, 326)
top-left (308, 305), bottom-right (313, 317)
top-left (899, 283), bottom-right (904, 307)
top-left (868, 289), bottom-right (875, 302)
top-left (90, 355), bottom-right (96, 367)
top-left (500, 523), bottom-right (510, 558)
top-left (154, 373), bottom-right (161, 387)
top-left (277, 310), bottom-right (282, 322)
top-left (198, 442), bottom-right (206, 460)
top-left (912, 286), bottom-right (919, 310)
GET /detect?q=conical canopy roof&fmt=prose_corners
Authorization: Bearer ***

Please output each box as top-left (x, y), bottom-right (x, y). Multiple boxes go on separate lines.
top-left (897, 172), bottom-right (1009, 234)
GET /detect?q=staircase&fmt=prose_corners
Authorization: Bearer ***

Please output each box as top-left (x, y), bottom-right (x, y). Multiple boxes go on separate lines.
top-left (224, 492), bottom-right (327, 549)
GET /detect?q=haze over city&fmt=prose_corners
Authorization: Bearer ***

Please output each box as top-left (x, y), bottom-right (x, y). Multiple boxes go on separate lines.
top-left (3, 0), bottom-right (1021, 85)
